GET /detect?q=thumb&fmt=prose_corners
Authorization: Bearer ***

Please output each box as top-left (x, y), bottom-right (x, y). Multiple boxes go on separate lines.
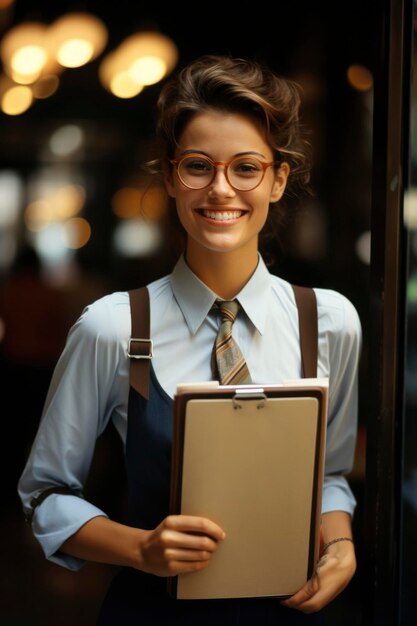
top-left (281, 573), bottom-right (319, 608)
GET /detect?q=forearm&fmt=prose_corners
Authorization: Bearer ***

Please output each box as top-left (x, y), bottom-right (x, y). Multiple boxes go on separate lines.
top-left (60, 514), bottom-right (226, 578)
top-left (60, 515), bottom-right (145, 569)
top-left (321, 509), bottom-right (356, 580)
top-left (321, 510), bottom-right (354, 547)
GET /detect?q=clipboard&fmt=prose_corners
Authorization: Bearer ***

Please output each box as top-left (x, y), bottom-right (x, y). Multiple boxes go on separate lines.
top-left (168, 378), bottom-right (328, 600)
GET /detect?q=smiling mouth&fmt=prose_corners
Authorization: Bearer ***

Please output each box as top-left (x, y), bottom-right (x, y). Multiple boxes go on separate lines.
top-left (198, 209), bottom-right (244, 221)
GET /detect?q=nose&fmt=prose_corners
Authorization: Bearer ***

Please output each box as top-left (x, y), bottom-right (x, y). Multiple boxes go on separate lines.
top-left (209, 165), bottom-right (235, 197)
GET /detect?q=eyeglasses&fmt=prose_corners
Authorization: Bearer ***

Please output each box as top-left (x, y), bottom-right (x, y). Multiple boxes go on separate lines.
top-left (169, 153), bottom-right (281, 192)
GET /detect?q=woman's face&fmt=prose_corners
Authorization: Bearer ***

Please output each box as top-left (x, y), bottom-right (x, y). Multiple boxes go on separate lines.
top-left (165, 110), bottom-right (288, 267)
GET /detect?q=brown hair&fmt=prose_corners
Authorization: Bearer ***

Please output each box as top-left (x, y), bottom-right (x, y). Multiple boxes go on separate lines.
top-left (151, 54), bottom-right (313, 262)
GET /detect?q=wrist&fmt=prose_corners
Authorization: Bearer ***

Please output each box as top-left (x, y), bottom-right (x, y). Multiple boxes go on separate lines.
top-left (322, 536), bottom-right (354, 554)
top-left (130, 527), bottom-right (150, 570)
top-left (322, 537), bottom-right (356, 575)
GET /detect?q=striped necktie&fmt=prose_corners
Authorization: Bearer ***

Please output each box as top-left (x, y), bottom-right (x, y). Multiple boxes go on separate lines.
top-left (213, 299), bottom-right (252, 385)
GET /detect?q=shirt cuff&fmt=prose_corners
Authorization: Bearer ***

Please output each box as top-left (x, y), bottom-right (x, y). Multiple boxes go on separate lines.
top-left (321, 475), bottom-right (357, 517)
top-left (32, 494), bottom-right (108, 571)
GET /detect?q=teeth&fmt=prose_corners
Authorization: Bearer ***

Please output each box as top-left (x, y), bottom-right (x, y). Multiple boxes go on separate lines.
top-left (202, 210), bottom-right (243, 221)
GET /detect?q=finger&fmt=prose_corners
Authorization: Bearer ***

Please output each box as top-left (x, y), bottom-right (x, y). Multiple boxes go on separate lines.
top-left (281, 568), bottom-right (346, 613)
top-left (164, 548), bottom-right (213, 562)
top-left (161, 529), bottom-right (221, 553)
top-left (165, 515), bottom-right (226, 541)
top-left (281, 575), bottom-right (319, 609)
top-left (167, 559), bottom-right (210, 575)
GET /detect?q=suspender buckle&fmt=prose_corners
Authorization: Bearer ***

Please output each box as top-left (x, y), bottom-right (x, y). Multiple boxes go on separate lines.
top-left (128, 338), bottom-right (153, 360)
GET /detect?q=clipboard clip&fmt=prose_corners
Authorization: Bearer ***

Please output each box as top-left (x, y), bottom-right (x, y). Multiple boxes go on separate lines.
top-left (232, 389), bottom-right (267, 410)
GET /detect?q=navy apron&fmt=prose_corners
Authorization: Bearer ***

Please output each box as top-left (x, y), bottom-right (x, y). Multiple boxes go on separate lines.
top-left (96, 363), bottom-right (326, 625)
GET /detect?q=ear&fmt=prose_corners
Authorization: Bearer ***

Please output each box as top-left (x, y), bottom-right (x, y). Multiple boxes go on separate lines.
top-left (164, 173), bottom-right (177, 198)
top-left (270, 162), bottom-right (290, 203)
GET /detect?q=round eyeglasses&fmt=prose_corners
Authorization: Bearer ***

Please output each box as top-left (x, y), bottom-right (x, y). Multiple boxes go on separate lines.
top-left (169, 153), bottom-right (281, 192)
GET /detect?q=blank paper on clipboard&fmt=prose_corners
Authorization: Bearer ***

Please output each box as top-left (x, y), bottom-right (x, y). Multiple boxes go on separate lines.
top-left (168, 379), bottom-right (328, 600)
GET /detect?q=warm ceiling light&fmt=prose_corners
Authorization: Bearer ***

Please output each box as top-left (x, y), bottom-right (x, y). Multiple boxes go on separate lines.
top-left (57, 39), bottom-right (94, 68)
top-left (48, 12), bottom-right (108, 69)
top-left (112, 187), bottom-right (143, 218)
top-left (51, 184), bottom-right (86, 219)
top-left (346, 64), bottom-right (373, 92)
top-left (1, 21), bottom-right (49, 83)
top-left (25, 199), bottom-right (54, 231)
top-left (1, 83), bottom-right (33, 115)
top-left (63, 217), bottom-right (91, 249)
top-left (129, 55), bottom-right (166, 86)
top-left (99, 50), bottom-right (144, 98)
top-left (119, 31), bottom-right (178, 82)
top-left (32, 74), bottom-right (60, 99)
top-left (0, 72), bottom-right (30, 115)
top-left (12, 45), bottom-right (47, 77)
top-left (110, 72), bottom-right (144, 99)
top-left (99, 30), bottom-right (178, 97)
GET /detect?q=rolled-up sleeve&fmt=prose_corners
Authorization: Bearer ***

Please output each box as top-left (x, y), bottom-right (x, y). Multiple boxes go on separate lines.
top-left (17, 295), bottom-right (128, 570)
top-left (318, 290), bottom-right (362, 517)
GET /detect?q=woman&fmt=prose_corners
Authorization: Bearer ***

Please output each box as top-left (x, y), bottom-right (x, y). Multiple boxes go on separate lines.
top-left (18, 55), bottom-right (361, 624)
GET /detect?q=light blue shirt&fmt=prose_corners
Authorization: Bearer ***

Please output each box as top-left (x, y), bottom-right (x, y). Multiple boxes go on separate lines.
top-left (18, 254), bottom-right (362, 571)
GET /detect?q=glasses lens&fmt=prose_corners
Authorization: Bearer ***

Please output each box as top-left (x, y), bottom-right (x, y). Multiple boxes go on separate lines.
top-left (227, 156), bottom-right (265, 190)
top-left (178, 155), bottom-right (214, 189)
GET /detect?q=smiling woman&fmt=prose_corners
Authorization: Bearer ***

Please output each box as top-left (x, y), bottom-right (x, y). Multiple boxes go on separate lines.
top-left (0, 2), bottom-right (391, 625)
top-left (17, 53), bottom-right (361, 626)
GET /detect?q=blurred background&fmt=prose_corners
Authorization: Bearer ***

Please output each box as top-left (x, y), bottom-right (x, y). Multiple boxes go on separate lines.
top-left (0, 1), bottom-right (377, 624)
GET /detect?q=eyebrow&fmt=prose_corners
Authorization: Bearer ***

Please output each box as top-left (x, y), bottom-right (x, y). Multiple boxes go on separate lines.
top-left (179, 149), bottom-right (268, 159)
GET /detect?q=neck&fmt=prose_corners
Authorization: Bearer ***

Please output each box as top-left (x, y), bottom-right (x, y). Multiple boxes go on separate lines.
top-left (185, 246), bottom-right (259, 299)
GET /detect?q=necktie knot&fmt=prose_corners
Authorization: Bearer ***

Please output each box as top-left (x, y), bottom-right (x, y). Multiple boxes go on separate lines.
top-left (216, 299), bottom-right (240, 324)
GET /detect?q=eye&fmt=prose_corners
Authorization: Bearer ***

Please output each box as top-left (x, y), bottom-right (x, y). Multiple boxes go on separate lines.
top-left (182, 156), bottom-right (213, 175)
top-left (230, 157), bottom-right (263, 176)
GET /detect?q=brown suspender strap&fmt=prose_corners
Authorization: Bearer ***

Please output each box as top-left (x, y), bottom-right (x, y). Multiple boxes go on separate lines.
top-left (128, 287), bottom-right (153, 400)
top-left (28, 288), bottom-right (153, 525)
top-left (292, 285), bottom-right (318, 378)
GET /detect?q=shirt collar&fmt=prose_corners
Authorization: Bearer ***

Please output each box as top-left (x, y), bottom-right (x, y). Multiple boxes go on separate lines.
top-left (171, 254), bottom-right (272, 335)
